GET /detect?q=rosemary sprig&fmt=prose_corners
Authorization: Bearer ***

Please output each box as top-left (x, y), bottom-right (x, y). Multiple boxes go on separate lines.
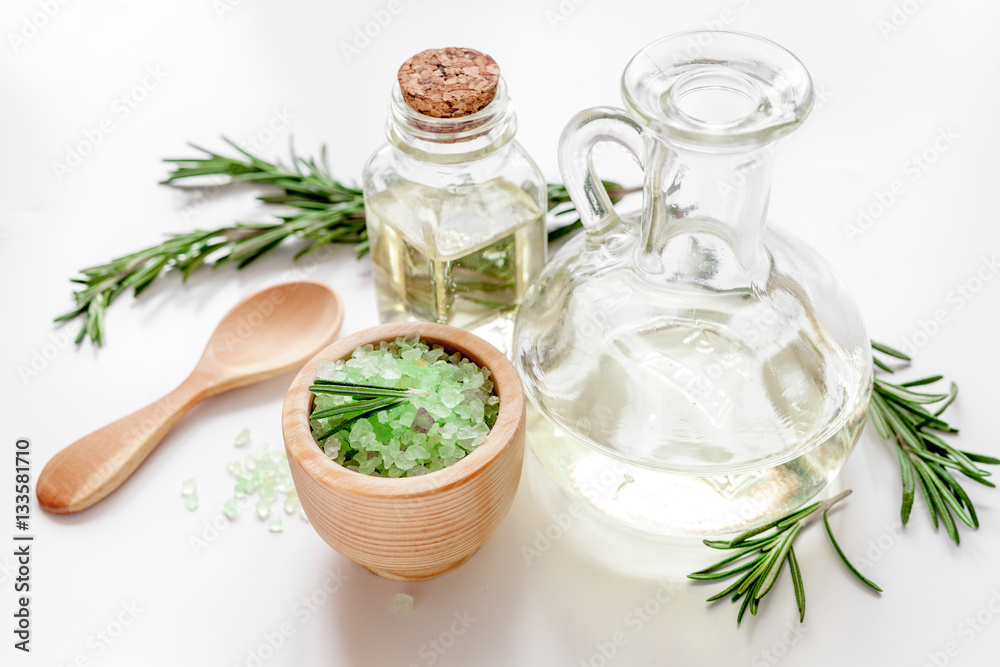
top-left (58, 140), bottom-right (634, 346)
top-left (690, 489), bottom-right (880, 625)
top-left (869, 341), bottom-right (999, 543)
top-left (308, 380), bottom-right (428, 441)
top-left (56, 140), bottom-right (366, 346)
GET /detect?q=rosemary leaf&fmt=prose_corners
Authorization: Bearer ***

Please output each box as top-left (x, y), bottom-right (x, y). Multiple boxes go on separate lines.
top-left (871, 341), bottom-right (911, 360)
top-left (788, 547), bottom-right (806, 622)
top-left (822, 511), bottom-right (882, 592)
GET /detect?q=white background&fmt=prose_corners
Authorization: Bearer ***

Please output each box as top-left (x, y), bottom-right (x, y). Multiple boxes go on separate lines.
top-left (4, 1), bottom-right (1000, 666)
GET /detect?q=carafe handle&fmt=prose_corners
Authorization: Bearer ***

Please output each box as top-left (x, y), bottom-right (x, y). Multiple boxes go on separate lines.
top-left (558, 107), bottom-right (644, 237)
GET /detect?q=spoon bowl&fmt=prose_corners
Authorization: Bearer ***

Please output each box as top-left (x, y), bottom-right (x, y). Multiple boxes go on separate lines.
top-left (37, 281), bottom-right (343, 514)
top-left (197, 281), bottom-right (344, 381)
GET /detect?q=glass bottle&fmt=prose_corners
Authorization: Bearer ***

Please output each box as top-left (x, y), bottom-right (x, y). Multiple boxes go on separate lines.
top-left (363, 48), bottom-right (547, 354)
top-left (514, 31), bottom-right (872, 538)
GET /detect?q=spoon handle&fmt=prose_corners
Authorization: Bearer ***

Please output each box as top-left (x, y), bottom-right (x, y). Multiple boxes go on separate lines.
top-left (37, 377), bottom-right (206, 514)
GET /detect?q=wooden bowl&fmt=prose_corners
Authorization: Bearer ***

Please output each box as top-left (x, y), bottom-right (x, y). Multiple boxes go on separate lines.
top-left (282, 322), bottom-right (525, 581)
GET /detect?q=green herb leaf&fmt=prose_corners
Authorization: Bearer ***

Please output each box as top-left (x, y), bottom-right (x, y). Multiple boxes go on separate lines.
top-left (822, 511), bottom-right (882, 592)
top-left (788, 547), bottom-right (806, 622)
top-left (872, 341), bottom-right (912, 361)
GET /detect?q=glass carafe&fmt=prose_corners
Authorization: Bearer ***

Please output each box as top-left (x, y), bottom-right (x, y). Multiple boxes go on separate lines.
top-left (513, 31), bottom-right (872, 537)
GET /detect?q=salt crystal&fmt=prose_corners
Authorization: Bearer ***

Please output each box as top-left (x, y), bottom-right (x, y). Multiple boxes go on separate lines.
top-left (223, 500), bottom-right (239, 520)
top-left (256, 500), bottom-right (271, 520)
top-left (181, 479), bottom-right (197, 496)
top-left (393, 593), bottom-right (415, 614)
top-left (315, 359), bottom-right (339, 381)
top-left (427, 403), bottom-right (452, 419)
top-left (184, 495), bottom-right (199, 511)
top-left (268, 518), bottom-right (283, 533)
top-left (410, 408), bottom-right (435, 434)
top-left (234, 428), bottom-right (250, 447)
top-left (469, 399), bottom-right (485, 424)
top-left (408, 445), bottom-right (430, 460)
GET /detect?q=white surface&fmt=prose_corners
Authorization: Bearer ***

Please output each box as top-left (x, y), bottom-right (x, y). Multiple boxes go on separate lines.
top-left (4, 1), bottom-right (1000, 665)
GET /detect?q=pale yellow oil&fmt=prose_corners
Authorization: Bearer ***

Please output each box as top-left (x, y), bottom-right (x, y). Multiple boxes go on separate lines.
top-left (366, 178), bottom-right (545, 352)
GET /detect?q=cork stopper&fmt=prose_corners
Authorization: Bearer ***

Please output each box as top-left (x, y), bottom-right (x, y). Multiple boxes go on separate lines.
top-left (397, 47), bottom-right (501, 118)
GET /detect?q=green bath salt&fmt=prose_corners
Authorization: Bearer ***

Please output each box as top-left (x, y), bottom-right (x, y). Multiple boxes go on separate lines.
top-left (309, 335), bottom-right (499, 478)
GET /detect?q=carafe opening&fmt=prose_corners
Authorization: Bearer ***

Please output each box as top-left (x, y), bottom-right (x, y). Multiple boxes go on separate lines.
top-left (670, 69), bottom-right (761, 126)
top-left (623, 31), bottom-right (813, 150)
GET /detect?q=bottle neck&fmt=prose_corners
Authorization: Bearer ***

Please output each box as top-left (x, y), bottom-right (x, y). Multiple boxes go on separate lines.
top-left (386, 78), bottom-right (517, 165)
top-left (636, 137), bottom-right (774, 290)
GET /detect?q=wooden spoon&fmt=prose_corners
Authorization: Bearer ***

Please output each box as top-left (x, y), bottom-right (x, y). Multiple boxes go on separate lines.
top-left (37, 281), bottom-right (343, 514)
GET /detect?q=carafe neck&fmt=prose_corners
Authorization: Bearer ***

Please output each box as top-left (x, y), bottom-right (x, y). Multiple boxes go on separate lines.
top-left (636, 138), bottom-right (774, 290)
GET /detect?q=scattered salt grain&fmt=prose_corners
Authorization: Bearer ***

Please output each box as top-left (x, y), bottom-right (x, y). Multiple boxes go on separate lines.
top-left (393, 593), bottom-right (414, 615)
